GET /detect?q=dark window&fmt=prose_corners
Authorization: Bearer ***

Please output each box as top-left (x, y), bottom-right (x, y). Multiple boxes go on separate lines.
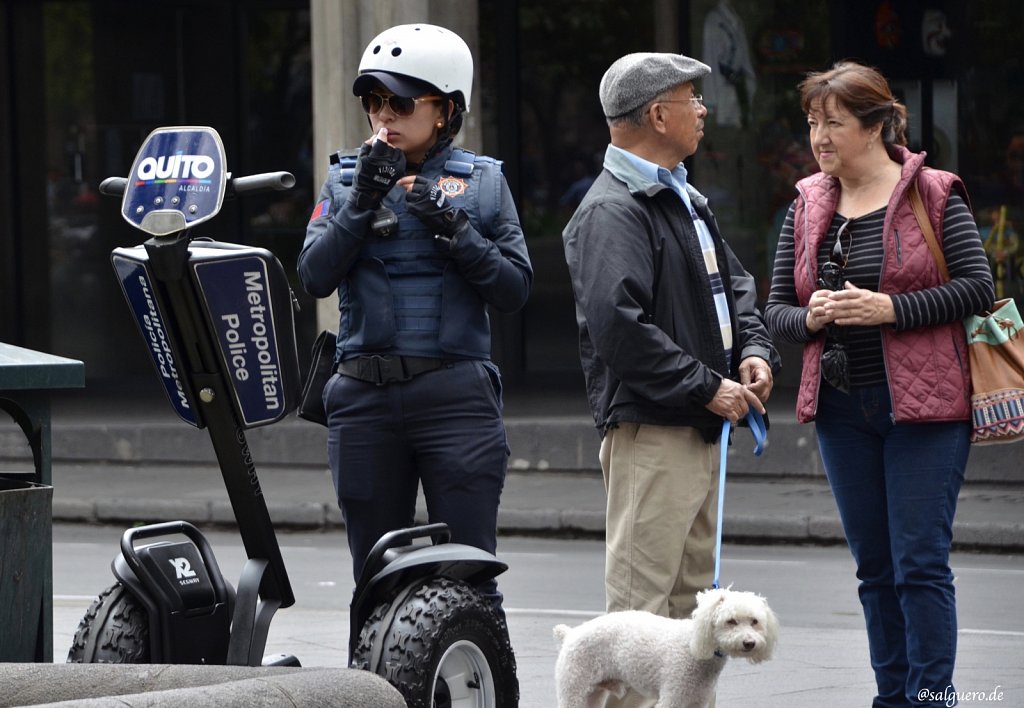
top-left (39, 1), bottom-right (313, 388)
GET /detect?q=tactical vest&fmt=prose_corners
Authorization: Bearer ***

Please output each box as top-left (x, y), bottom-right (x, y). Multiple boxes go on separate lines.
top-left (327, 147), bottom-right (503, 359)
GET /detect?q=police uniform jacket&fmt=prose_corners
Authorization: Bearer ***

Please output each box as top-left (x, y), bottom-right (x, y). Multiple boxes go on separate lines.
top-left (298, 144), bottom-right (532, 363)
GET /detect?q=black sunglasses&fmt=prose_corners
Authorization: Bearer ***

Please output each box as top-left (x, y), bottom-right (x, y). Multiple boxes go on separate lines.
top-left (360, 92), bottom-right (442, 117)
top-left (817, 218), bottom-right (851, 291)
top-left (818, 218), bottom-right (852, 392)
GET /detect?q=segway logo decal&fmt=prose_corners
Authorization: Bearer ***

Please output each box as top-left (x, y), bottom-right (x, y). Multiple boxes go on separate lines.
top-left (122, 127), bottom-right (226, 232)
top-left (170, 557), bottom-right (198, 583)
top-left (135, 152), bottom-right (216, 189)
top-left (438, 176), bottom-right (467, 198)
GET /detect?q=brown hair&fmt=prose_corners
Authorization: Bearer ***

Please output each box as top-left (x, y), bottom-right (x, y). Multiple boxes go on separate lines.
top-left (799, 61), bottom-right (908, 146)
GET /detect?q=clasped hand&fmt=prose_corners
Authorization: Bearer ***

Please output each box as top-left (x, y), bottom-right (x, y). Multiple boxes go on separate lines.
top-left (806, 282), bottom-right (895, 333)
top-left (705, 356), bottom-right (772, 424)
top-left (398, 175), bottom-right (469, 243)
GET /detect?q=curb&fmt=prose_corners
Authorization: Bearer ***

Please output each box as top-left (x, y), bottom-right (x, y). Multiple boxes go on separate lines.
top-left (0, 664), bottom-right (404, 708)
top-left (51, 499), bottom-right (1024, 552)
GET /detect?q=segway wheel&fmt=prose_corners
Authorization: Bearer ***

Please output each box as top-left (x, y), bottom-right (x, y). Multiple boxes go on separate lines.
top-left (353, 577), bottom-right (518, 708)
top-left (67, 583), bottom-right (150, 663)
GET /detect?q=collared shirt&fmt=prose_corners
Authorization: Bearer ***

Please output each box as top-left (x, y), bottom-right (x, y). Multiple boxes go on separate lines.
top-left (604, 144), bottom-right (733, 365)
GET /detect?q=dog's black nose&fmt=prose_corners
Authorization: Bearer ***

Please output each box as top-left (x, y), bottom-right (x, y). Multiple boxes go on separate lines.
top-left (743, 640), bottom-right (755, 651)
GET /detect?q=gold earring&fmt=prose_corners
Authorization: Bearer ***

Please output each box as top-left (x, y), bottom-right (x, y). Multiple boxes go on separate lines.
top-left (436, 120), bottom-right (444, 129)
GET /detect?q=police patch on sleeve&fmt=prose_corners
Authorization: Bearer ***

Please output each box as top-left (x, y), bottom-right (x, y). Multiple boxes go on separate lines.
top-left (309, 198), bottom-right (330, 221)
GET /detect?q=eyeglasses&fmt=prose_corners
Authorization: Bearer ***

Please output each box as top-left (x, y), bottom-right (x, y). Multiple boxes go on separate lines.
top-left (655, 94), bottom-right (704, 109)
top-left (360, 93), bottom-right (442, 117)
top-left (818, 218), bottom-right (852, 393)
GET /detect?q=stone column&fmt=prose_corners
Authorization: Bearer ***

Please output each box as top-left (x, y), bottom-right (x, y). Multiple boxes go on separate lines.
top-left (308, 0), bottom-right (481, 332)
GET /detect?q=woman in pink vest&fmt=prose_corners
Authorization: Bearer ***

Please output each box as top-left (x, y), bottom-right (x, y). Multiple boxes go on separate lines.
top-left (765, 62), bottom-right (993, 707)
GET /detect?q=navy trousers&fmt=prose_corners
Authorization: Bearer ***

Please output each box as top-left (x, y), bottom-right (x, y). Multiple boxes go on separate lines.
top-left (816, 383), bottom-right (968, 707)
top-left (323, 359), bottom-right (509, 609)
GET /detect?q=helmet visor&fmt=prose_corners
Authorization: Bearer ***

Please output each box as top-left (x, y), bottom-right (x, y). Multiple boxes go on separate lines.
top-left (353, 71), bottom-right (433, 99)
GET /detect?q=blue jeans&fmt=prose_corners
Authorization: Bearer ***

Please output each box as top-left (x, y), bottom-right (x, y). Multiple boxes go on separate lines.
top-left (816, 383), bottom-right (968, 708)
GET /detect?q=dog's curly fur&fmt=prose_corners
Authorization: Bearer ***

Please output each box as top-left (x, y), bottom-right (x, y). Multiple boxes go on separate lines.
top-left (552, 588), bottom-right (779, 708)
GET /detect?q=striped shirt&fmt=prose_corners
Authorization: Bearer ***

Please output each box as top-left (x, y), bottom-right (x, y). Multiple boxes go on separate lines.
top-left (766, 192), bottom-right (993, 387)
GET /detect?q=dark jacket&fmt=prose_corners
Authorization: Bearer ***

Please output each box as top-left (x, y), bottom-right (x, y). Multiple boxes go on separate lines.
top-left (298, 144), bottom-right (532, 361)
top-left (563, 149), bottom-right (779, 441)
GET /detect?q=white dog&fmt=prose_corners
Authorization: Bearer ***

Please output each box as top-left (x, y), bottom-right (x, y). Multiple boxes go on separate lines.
top-left (552, 587), bottom-right (778, 708)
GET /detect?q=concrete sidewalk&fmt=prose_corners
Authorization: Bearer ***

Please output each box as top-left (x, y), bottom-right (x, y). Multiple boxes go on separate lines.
top-left (1, 387), bottom-right (1022, 550)
top-left (37, 460), bottom-right (1024, 551)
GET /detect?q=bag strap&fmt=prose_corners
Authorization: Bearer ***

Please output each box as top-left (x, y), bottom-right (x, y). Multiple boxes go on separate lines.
top-left (908, 181), bottom-right (950, 283)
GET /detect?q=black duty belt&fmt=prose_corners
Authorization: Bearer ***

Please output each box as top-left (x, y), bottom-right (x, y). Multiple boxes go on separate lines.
top-left (336, 355), bottom-right (448, 386)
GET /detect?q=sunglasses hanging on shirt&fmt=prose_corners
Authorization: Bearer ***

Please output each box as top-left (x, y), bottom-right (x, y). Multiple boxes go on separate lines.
top-left (818, 218), bottom-right (852, 393)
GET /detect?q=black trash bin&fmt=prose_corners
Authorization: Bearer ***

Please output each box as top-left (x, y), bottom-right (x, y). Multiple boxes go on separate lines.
top-left (1, 342), bottom-right (84, 662)
top-left (0, 476), bottom-right (53, 661)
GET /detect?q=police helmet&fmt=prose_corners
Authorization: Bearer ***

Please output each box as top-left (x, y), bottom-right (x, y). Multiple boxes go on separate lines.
top-left (352, 24), bottom-right (473, 112)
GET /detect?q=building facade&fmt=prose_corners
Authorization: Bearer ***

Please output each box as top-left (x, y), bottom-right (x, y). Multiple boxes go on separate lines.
top-left (2, 0), bottom-right (1021, 397)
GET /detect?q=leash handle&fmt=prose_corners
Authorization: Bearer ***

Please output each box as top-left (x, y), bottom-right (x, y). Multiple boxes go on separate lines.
top-left (747, 408), bottom-right (767, 456)
top-left (712, 409), bottom-right (766, 589)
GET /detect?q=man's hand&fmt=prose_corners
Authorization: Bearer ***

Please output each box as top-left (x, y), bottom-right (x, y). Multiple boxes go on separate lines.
top-left (705, 378), bottom-right (765, 424)
top-left (349, 128), bottom-right (406, 211)
top-left (400, 175), bottom-right (469, 241)
top-left (739, 356), bottom-right (773, 403)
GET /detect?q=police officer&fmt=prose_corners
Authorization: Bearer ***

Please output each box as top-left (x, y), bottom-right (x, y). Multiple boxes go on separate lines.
top-left (298, 24), bottom-right (532, 611)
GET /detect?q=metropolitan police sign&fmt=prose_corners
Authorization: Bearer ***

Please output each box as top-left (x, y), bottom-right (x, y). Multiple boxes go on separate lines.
top-left (191, 246), bottom-right (298, 428)
top-left (112, 249), bottom-right (201, 427)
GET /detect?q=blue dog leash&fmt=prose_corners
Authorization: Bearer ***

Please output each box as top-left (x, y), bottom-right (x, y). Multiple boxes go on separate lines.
top-left (712, 408), bottom-right (767, 590)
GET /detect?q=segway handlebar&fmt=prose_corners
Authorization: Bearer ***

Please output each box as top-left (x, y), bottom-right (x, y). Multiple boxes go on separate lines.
top-left (99, 176), bottom-right (128, 196)
top-left (98, 171), bottom-right (295, 198)
top-left (229, 171), bottom-right (296, 194)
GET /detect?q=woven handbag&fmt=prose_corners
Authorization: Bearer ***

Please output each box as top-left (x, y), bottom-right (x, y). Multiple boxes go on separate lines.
top-left (909, 184), bottom-right (1024, 444)
top-left (963, 300), bottom-right (1024, 444)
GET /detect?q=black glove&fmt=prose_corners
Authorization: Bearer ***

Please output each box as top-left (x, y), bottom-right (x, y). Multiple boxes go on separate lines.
top-left (348, 139), bottom-right (406, 211)
top-left (405, 175), bottom-right (469, 243)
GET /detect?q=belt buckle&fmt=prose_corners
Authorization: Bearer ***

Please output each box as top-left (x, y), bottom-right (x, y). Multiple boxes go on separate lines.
top-left (368, 355), bottom-right (409, 385)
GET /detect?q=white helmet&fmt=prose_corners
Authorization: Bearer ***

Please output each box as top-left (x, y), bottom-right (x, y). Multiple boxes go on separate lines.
top-left (354, 24), bottom-right (474, 112)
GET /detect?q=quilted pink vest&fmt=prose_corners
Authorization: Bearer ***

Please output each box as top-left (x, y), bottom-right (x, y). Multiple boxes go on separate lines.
top-left (792, 145), bottom-right (971, 423)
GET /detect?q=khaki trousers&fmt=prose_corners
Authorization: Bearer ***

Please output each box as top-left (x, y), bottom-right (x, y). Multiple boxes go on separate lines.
top-left (599, 422), bottom-right (720, 708)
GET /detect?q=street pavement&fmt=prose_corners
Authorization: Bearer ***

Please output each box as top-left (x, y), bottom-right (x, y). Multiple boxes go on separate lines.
top-left (49, 528), bottom-right (1024, 708)
top-left (2, 387), bottom-right (1023, 706)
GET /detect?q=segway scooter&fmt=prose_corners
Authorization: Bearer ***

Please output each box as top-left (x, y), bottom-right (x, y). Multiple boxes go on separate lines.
top-left (66, 125), bottom-right (303, 667)
top-left (67, 126), bottom-right (518, 706)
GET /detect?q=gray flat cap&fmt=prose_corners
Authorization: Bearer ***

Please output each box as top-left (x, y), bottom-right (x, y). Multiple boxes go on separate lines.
top-left (600, 53), bottom-right (711, 118)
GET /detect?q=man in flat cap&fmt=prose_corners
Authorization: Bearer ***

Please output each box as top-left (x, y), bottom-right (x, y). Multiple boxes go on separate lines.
top-left (563, 53), bottom-right (778, 705)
